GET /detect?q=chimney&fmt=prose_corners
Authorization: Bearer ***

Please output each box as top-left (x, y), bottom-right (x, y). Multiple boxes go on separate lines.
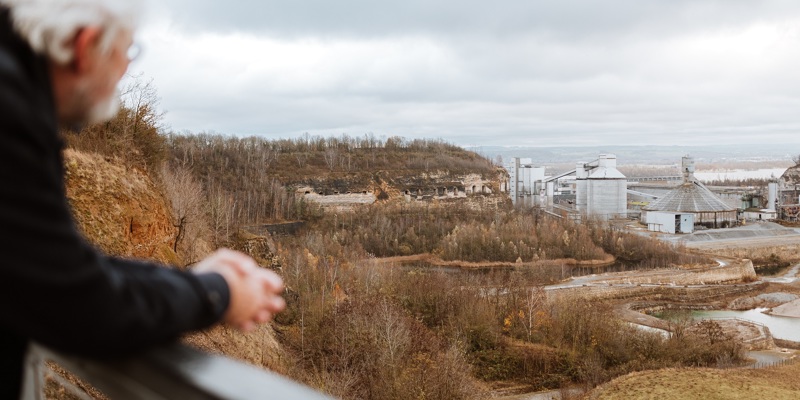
top-left (682, 155), bottom-right (696, 183)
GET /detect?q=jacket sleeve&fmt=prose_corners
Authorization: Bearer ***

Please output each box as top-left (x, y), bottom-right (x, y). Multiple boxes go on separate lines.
top-left (0, 49), bottom-right (229, 358)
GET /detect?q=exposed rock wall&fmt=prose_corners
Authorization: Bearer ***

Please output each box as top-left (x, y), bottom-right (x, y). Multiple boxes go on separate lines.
top-left (296, 170), bottom-right (507, 210)
top-left (64, 149), bottom-right (287, 374)
top-left (64, 149), bottom-right (177, 264)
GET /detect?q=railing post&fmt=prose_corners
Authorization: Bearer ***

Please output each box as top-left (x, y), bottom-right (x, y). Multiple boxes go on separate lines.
top-left (20, 343), bottom-right (45, 400)
top-left (22, 342), bottom-right (335, 399)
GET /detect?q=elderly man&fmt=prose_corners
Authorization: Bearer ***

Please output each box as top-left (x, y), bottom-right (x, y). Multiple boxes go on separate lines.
top-left (0, 0), bottom-right (285, 397)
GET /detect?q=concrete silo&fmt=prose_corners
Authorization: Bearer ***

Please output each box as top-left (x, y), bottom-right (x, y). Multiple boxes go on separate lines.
top-left (585, 154), bottom-right (627, 219)
top-left (574, 162), bottom-right (588, 212)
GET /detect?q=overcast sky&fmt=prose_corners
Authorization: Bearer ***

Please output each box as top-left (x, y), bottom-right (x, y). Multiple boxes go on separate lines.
top-left (129, 0), bottom-right (800, 147)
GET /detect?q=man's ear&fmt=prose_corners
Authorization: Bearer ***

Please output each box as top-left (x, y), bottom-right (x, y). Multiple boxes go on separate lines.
top-left (72, 27), bottom-right (102, 73)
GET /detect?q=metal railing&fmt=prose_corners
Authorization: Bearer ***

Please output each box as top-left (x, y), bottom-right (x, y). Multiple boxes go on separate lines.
top-left (22, 342), bottom-right (335, 400)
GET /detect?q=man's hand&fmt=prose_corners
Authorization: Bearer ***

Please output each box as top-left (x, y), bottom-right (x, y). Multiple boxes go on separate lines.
top-left (192, 249), bottom-right (286, 332)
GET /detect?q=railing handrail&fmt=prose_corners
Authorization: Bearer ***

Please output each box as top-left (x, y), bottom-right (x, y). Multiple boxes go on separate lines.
top-left (702, 316), bottom-right (768, 328)
top-left (22, 342), bottom-right (335, 400)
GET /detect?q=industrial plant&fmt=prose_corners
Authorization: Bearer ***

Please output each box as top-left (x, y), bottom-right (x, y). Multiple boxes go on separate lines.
top-left (507, 154), bottom-right (626, 220)
top-left (506, 154), bottom-right (782, 234)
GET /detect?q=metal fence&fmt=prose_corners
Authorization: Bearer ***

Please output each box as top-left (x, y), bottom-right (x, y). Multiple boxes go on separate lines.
top-left (748, 357), bottom-right (797, 370)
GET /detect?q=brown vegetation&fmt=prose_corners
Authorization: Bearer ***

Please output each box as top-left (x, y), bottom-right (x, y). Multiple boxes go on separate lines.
top-left (63, 77), bottom-right (167, 173)
top-left (59, 80), bottom-right (740, 399)
top-left (588, 361), bottom-right (800, 399)
top-left (259, 204), bottom-right (728, 399)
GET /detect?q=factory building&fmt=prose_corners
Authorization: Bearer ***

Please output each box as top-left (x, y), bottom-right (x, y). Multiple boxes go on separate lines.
top-left (776, 166), bottom-right (800, 221)
top-left (507, 154), bottom-right (627, 220)
top-left (646, 212), bottom-right (694, 234)
top-left (507, 158), bottom-right (546, 207)
top-left (642, 156), bottom-right (738, 229)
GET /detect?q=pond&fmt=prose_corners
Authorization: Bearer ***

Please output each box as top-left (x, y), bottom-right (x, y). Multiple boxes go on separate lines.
top-left (689, 308), bottom-right (800, 342)
top-left (400, 261), bottom-right (647, 282)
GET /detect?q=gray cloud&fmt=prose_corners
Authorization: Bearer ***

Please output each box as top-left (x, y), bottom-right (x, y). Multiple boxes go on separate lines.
top-left (131, 0), bottom-right (800, 147)
top-left (158, 0), bottom-right (793, 39)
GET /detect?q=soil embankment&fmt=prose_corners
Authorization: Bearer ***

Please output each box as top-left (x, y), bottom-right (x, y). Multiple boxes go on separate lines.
top-left (367, 253), bottom-right (616, 269)
top-left (770, 298), bottom-right (800, 318)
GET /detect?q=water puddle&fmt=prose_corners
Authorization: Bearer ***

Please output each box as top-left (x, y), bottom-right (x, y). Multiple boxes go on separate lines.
top-left (690, 308), bottom-right (800, 342)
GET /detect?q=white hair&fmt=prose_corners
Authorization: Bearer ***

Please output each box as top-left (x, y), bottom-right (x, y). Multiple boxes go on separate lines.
top-left (1, 0), bottom-right (142, 64)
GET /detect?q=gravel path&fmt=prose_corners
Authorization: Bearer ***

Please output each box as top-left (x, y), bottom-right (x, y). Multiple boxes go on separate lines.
top-left (770, 298), bottom-right (800, 318)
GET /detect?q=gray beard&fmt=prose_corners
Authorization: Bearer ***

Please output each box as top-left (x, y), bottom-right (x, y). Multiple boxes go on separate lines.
top-left (86, 89), bottom-right (121, 124)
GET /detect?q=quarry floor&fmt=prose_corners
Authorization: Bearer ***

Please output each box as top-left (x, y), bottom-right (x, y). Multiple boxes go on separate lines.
top-left (495, 222), bottom-right (800, 400)
top-left (662, 221), bottom-right (800, 253)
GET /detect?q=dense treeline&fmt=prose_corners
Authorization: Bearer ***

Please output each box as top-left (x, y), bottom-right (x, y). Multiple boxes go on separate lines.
top-left (311, 204), bottom-right (706, 268)
top-left (439, 216), bottom-right (606, 262)
top-left (162, 132), bottom-right (499, 227)
top-left (166, 132), bottom-right (496, 180)
top-left (703, 178), bottom-right (768, 187)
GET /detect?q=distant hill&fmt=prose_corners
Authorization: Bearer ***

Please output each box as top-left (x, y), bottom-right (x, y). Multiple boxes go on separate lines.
top-left (165, 134), bottom-right (506, 224)
top-left (468, 144), bottom-right (796, 165)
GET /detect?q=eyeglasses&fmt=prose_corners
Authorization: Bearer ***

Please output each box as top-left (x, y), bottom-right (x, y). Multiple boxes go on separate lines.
top-left (127, 42), bottom-right (142, 62)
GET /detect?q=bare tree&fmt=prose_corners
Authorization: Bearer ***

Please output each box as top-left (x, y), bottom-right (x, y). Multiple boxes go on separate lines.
top-left (207, 183), bottom-right (233, 246)
top-left (161, 164), bottom-right (209, 262)
top-left (521, 286), bottom-right (546, 341)
top-left (323, 148), bottom-right (339, 171)
top-left (376, 299), bottom-right (410, 374)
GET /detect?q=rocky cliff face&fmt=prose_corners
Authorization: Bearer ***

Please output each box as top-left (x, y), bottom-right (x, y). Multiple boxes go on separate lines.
top-left (63, 149), bottom-right (287, 375)
top-left (296, 167), bottom-right (510, 211)
top-left (64, 149), bottom-right (178, 264)
top-left (296, 168), bottom-right (506, 194)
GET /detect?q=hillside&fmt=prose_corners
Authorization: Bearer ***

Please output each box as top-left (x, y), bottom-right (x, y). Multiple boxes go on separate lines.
top-left (63, 149), bottom-right (288, 375)
top-left (587, 363), bottom-right (800, 399)
top-left (165, 134), bottom-right (508, 224)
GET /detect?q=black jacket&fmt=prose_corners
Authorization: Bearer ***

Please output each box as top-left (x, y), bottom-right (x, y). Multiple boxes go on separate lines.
top-left (0, 8), bottom-right (230, 398)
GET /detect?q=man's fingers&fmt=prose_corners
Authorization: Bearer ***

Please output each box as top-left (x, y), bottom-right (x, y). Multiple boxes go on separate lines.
top-left (214, 249), bottom-right (259, 275)
top-left (195, 249), bottom-right (257, 275)
top-left (255, 310), bottom-right (272, 323)
top-left (207, 249), bottom-right (287, 333)
top-left (240, 321), bottom-right (256, 332)
top-left (269, 296), bottom-right (286, 313)
top-left (255, 269), bottom-right (284, 292)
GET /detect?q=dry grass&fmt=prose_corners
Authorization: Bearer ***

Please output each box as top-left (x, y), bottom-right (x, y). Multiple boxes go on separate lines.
top-left (588, 363), bottom-right (800, 399)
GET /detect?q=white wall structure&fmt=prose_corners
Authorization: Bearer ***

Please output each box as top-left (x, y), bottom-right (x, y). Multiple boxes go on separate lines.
top-left (506, 158), bottom-right (545, 207)
top-left (574, 162), bottom-right (588, 211)
top-left (768, 181), bottom-right (778, 211)
top-left (742, 209), bottom-right (777, 221)
top-left (545, 181), bottom-right (555, 206)
top-left (646, 212), bottom-right (694, 234)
